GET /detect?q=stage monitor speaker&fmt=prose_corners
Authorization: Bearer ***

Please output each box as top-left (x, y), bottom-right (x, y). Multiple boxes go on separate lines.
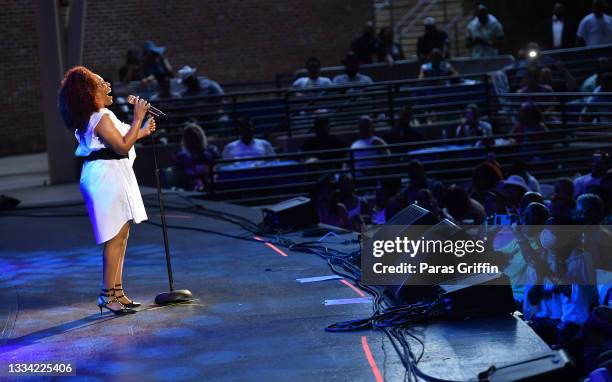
top-left (478, 350), bottom-right (578, 382)
top-left (386, 203), bottom-right (439, 226)
top-left (262, 197), bottom-right (317, 230)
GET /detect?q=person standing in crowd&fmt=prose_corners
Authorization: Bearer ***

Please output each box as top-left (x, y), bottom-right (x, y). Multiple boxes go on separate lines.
top-left (576, 0), bottom-right (612, 47)
top-left (466, 4), bottom-right (504, 58)
top-left (417, 17), bottom-right (450, 61)
top-left (292, 57), bottom-right (332, 90)
top-left (301, 115), bottom-right (346, 160)
top-left (141, 41), bottom-right (173, 85)
top-left (333, 52), bottom-right (374, 86)
top-left (581, 57), bottom-right (611, 93)
top-left (418, 48), bottom-right (458, 79)
top-left (574, 151), bottom-right (610, 197)
top-left (149, 74), bottom-right (180, 102)
top-left (173, 122), bottom-right (220, 191)
top-left (542, 3), bottom-right (577, 50)
top-left (338, 174), bottom-right (369, 231)
top-left (222, 118), bottom-right (275, 160)
top-left (375, 27), bottom-right (404, 65)
top-left (351, 22), bottom-right (377, 65)
top-left (311, 175), bottom-right (350, 229)
top-left (455, 104), bottom-right (492, 146)
top-left (178, 65), bottom-right (224, 99)
top-left (350, 116), bottom-right (389, 170)
top-left (119, 49), bottom-right (143, 83)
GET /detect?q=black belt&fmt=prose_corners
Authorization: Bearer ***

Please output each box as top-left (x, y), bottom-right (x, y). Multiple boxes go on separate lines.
top-left (85, 148), bottom-right (128, 161)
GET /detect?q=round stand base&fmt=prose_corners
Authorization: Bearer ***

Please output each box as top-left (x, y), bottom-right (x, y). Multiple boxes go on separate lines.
top-left (154, 289), bottom-right (193, 305)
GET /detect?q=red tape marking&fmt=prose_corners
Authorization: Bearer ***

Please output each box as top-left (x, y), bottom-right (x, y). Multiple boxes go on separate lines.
top-left (361, 336), bottom-right (384, 382)
top-left (340, 279), bottom-right (366, 297)
top-left (253, 236), bottom-right (289, 257)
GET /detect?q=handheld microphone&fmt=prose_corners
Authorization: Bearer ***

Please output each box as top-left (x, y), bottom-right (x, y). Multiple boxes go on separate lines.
top-left (126, 95), bottom-right (166, 117)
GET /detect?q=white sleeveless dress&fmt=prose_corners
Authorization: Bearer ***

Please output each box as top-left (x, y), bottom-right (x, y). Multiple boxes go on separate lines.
top-left (75, 108), bottom-right (148, 244)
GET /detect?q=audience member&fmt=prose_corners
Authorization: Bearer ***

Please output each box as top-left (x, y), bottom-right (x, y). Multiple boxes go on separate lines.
top-left (401, 160), bottom-right (444, 205)
top-left (301, 116), bottom-right (346, 160)
top-left (581, 57), bottom-right (610, 92)
top-left (178, 65), bottom-right (224, 99)
top-left (539, 65), bottom-right (577, 93)
top-left (338, 174), bottom-right (369, 231)
top-left (584, 72), bottom-right (612, 124)
top-left (466, 4), bottom-right (504, 58)
top-left (576, 0), bottom-right (612, 47)
top-left (385, 195), bottom-right (409, 222)
top-left (501, 175), bottom-right (529, 212)
top-left (173, 122), bottom-right (220, 191)
top-left (350, 116), bottom-right (390, 169)
top-left (351, 22), bottom-right (377, 65)
top-left (542, 2), bottom-right (577, 50)
top-left (471, 162), bottom-right (506, 215)
top-left (292, 57), bottom-right (332, 89)
top-left (550, 177), bottom-right (576, 218)
top-left (373, 178), bottom-right (402, 224)
top-left (119, 49), bottom-right (143, 83)
top-left (311, 175), bottom-right (350, 229)
top-left (415, 188), bottom-right (445, 220)
top-left (574, 151), bottom-right (610, 197)
top-left (333, 52), bottom-right (374, 86)
top-left (222, 118), bottom-right (276, 160)
top-left (385, 105), bottom-right (425, 146)
top-left (508, 159), bottom-right (541, 193)
top-left (150, 74), bottom-right (180, 101)
top-left (443, 185), bottom-right (486, 224)
top-left (418, 48), bottom-right (458, 79)
top-left (417, 17), bottom-right (450, 61)
top-left (519, 191), bottom-right (545, 215)
top-left (141, 41), bottom-right (173, 85)
top-left (455, 104), bottom-right (492, 146)
top-left (375, 27), bottom-right (404, 64)
top-left (510, 103), bottom-right (549, 143)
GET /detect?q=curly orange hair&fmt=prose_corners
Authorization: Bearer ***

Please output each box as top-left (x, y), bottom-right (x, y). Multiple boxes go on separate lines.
top-left (58, 66), bottom-right (102, 135)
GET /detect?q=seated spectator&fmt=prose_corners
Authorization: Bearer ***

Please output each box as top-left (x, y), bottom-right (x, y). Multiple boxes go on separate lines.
top-left (292, 57), bottom-right (332, 90)
top-left (141, 41), bottom-right (173, 85)
top-left (350, 116), bottom-right (390, 169)
top-left (333, 52), bottom-right (373, 86)
top-left (415, 188), bottom-right (444, 221)
top-left (550, 177), bottom-right (577, 218)
top-left (417, 17), bottom-right (450, 61)
top-left (401, 160), bottom-right (444, 205)
top-left (338, 174), bottom-right (369, 231)
top-left (541, 3), bottom-right (577, 50)
top-left (517, 68), bottom-right (554, 100)
top-left (519, 191), bottom-right (545, 217)
top-left (466, 4), bottom-right (504, 58)
top-left (385, 195), bottom-right (409, 222)
top-left (301, 116), bottom-right (346, 160)
top-left (574, 151), bottom-right (610, 197)
top-left (583, 72), bottom-right (612, 124)
top-left (173, 122), bottom-right (220, 191)
top-left (150, 74), bottom-right (180, 101)
top-left (508, 159), bottom-right (541, 193)
top-left (501, 175), bottom-right (529, 212)
top-left (351, 22), bottom-right (377, 65)
top-left (119, 49), bottom-right (143, 83)
top-left (178, 65), bottom-right (224, 99)
top-left (539, 65), bottom-right (577, 93)
top-left (311, 175), bottom-right (350, 229)
top-left (418, 48), bottom-right (458, 79)
top-left (507, 42), bottom-right (553, 83)
top-left (443, 185), bottom-right (486, 224)
top-left (375, 27), bottom-right (404, 65)
top-left (455, 104), bottom-right (492, 146)
top-left (385, 105), bottom-right (424, 146)
top-left (222, 118), bottom-right (276, 160)
top-left (510, 102), bottom-right (549, 143)
top-left (581, 57), bottom-right (610, 93)
top-left (471, 162), bottom-right (506, 215)
top-left (555, 177), bottom-right (575, 199)
top-left (576, 0), bottom-right (612, 47)
top-left (373, 178), bottom-right (402, 224)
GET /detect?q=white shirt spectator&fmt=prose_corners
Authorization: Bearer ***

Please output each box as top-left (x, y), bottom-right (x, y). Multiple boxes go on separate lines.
top-left (466, 14), bottom-right (504, 57)
top-left (577, 13), bottom-right (612, 46)
top-left (552, 16), bottom-right (564, 48)
top-left (292, 76), bottom-right (332, 89)
top-left (350, 136), bottom-right (389, 169)
top-left (573, 173), bottom-right (602, 197)
top-left (333, 73), bottom-right (373, 85)
top-left (222, 138), bottom-right (275, 160)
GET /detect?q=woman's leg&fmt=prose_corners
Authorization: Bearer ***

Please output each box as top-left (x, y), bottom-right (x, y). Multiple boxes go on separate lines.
top-left (114, 222), bottom-right (132, 304)
top-left (102, 221), bottom-right (130, 309)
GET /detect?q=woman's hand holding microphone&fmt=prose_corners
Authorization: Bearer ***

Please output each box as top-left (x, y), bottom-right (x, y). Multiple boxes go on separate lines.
top-left (131, 96), bottom-right (156, 139)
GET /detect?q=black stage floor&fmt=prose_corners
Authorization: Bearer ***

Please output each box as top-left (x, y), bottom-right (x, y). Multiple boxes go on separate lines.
top-left (0, 193), bottom-right (550, 381)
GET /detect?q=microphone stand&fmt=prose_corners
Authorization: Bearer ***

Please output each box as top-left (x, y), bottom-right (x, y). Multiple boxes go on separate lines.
top-left (148, 117), bottom-right (193, 305)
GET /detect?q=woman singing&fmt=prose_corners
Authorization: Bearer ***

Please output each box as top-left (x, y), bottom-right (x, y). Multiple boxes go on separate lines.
top-left (58, 66), bottom-right (156, 315)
